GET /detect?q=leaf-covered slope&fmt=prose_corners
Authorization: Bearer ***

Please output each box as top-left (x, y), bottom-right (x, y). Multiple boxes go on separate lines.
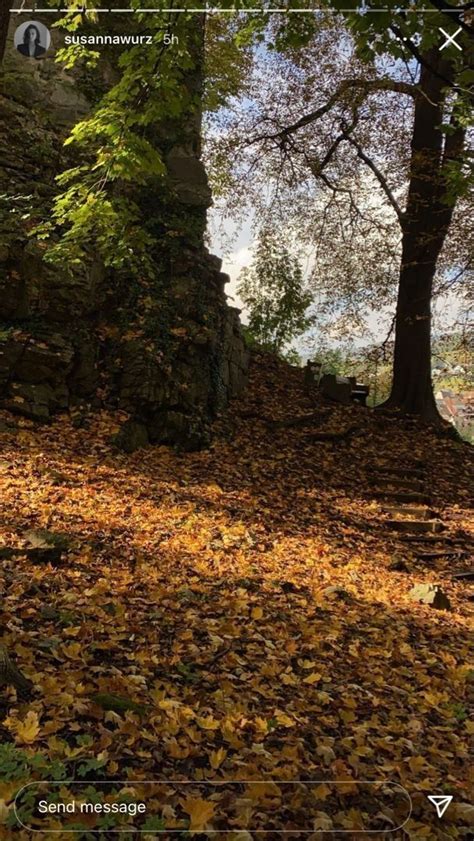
top-left (0, 353), bottom-right (472, 837)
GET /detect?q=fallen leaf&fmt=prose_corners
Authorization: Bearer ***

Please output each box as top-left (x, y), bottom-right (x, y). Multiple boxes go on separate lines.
top-left (182, 797), bottom-right (215, 831)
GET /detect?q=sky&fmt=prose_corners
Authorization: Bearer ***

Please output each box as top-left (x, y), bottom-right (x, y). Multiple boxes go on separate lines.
top-left (209, 209), bottom-right (468, 356)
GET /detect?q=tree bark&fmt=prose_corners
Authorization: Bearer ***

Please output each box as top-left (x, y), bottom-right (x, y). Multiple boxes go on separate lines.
top-left (384, 47), bottom-right (466, 422)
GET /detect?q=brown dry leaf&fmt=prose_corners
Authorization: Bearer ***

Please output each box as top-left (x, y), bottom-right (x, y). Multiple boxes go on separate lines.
top-left (0, 354), bottom-right (471, 839)
top-left (182, 796), bottom-right (216, 831)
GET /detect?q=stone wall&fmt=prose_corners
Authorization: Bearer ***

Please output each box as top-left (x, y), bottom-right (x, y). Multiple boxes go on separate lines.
top-left (0, 15), bottom-right (248, 449)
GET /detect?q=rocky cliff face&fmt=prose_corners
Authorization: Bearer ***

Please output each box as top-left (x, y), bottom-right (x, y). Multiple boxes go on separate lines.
top-left (0, 16), bottom-right (248, 449)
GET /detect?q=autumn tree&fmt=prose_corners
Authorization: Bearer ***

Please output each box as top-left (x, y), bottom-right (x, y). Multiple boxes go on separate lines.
top-left (207, 1), bottom-right (474, 423)
top-left (8, 2), bottom-right (472, 424)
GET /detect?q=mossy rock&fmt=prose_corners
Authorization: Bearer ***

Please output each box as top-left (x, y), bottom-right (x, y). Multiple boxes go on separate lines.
top-left (91, 693), bottom-right (150, 716)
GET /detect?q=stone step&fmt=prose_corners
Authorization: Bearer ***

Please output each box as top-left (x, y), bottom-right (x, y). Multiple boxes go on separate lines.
top-left (370, 490), bottom-right (433, 505)
top-left (373, 466), bottom-right (426, 481)
top-left (381, 504), bottom-right (436, 520)
top-left (397, 534), bottom-right (454, 544)
top-left (369, 477), bottom-right (425, 491)
top-left (385, 519), bottom-right (445, 534)
top-left (415, 549), bottom-right (469, 560)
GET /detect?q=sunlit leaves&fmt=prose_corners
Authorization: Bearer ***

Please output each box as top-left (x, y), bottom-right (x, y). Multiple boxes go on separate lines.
top-left (6, 711), bottom-right (41, 745)
top-left (42, 11), bottom-right (200, 272)
top-left (0, 313), bottom-right (472, 833)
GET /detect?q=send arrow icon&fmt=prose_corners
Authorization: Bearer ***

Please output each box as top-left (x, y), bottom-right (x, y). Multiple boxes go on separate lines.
top-left (428, 795), bottom-right (453, 818)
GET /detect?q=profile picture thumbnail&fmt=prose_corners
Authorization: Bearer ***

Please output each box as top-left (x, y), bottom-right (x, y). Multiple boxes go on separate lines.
top-left (14, 21), bottom-right (51, 59)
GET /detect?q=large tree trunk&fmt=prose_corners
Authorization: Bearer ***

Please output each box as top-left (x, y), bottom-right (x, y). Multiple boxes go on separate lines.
top-left (385, 47), bottom-right (465, 423)
top-left (389, 261), bottom-right (439, 420)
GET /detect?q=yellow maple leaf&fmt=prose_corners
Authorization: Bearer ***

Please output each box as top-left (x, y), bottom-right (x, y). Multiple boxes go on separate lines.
top-left (183, 796), bottom-right (215, 831)
top-left (408, 755), bottom-right (426, 774)
top-left (246, 782), bottom-right (281, 802)
top-left (314, 783), bottom-right (331, 801)
top-left (422, 690), bottom-right (446, 707)
top-left (56, 693), bottom-right (76, 708)
top-left (303, 672), bottom-right (322, 685)
top-left (14, 711), bottom-right (40, 744)
top-left (207, 483), bottom-right (223, 496)
top-left (251, 606), bottom-right (263, 620)
top-left (197, 715), bottom-right (220, 731)
top-left (346, 807), bottom-right (365, 830)
top-left (64, 744), bottom-right (85, 758)
top-left (313, 810), bottom-right (333, 831)
top-left (275, 711), bottom-right (295, 728)
top-left (61, 642), bottom-right (82, 660)
top-left (221, 718), bottom-right (241, 747)
top-left (166, 738), bottom-right (189, 759)
top-left (0, 781), bottom-right (21, 804)
top-left (47, 736), bottom-right (66, 755)
top-left (209, 747), bottom-right (227, 769)
top-left (316, 744), bottom-right (336, 765)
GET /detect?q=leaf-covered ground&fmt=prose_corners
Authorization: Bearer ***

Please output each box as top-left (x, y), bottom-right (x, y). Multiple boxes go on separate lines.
top-left (0, 354), bottom-right (473, 838)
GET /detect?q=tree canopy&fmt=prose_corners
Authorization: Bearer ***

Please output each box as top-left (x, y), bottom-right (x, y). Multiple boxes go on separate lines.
top-left (205, 1), bottom-right (473, 419)
top-left (8, 0), bottom-right (473, 420)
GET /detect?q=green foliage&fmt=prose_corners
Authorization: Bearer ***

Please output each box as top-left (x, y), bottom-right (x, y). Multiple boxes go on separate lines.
top-left (313, 347), bottom-right (349, 376)
top-left (3, 743), bottom-right (113, 838)
top-left (238, 228), bottom-right (313, 357)
top-left (433, 331), bottom-right (474, 392)
top-left (445, 701), bottom-right (468, 723)
top-left (76, 757), bottom-right (108, 777)
top-left (34, 0), bottom-right (472, 322)
top-left (204, 15), bottom-right (252, 111)
top-left (142, 815), bottom-right (166, 831)
top-left (0, 743), bottom-right (67, 782)
top-left (1, 743), bottom-right (67, 832)
top-left (40, 8), bottom-right (202, 273)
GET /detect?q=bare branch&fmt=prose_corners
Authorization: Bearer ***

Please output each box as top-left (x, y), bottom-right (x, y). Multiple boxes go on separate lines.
top-left (248, 77), bottom-right (416, 145)
top-left (308, 132), bottom-right (347, 178)
top-left (341, 130), bottom-right (404, 224)
top-left (435, 259), bottom-right (473, 295)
